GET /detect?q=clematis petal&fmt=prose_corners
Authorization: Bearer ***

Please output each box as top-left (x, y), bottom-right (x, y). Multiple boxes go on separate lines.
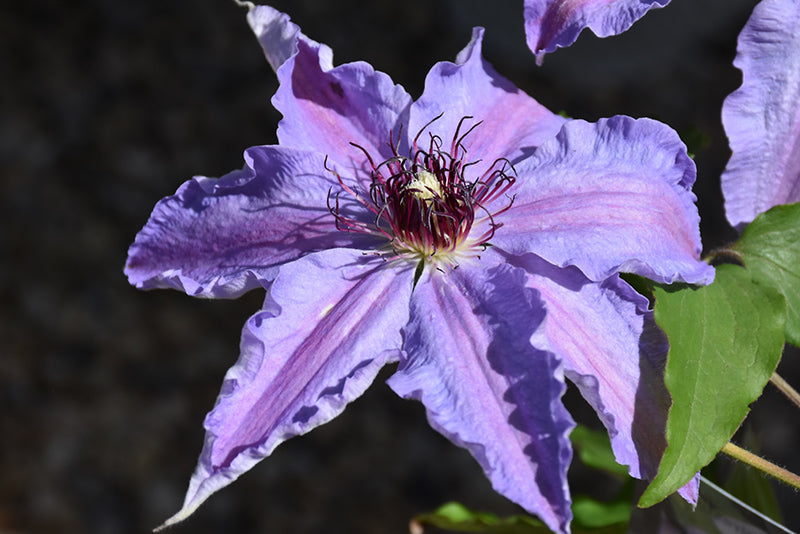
top-left (491, 116), bottom-right (714, 285)
top-left (246, 4), bottom-right (300, 73)
top-left (508, 252), bottom-right (699, 502)
top-left (721, 0), bottom-right (800, 229)
top-left (524, 0), bottom-right (671, 63)
top-left (158, 248), bottom-right (413, 529)
top-left (410, 28), bottom-right (565, 178)
top-left (387, 260), bottom-right (574, 533)
top-left (125, 146), bottom-right (379, 298)
top-left (247, 6), bottom-right (412, 164)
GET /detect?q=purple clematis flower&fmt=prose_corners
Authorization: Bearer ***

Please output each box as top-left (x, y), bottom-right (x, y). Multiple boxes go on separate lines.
top-left (125, 5), bottom-right (713, 533)
top-left (721, 0), bottom-right (800, 230)
top-left (524, 0), bottom-right (671, 63)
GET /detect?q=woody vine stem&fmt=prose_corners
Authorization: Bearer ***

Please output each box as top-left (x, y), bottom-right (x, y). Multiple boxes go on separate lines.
top-left (771, 373), bottom-right (800, 410)
top-left (721, 440), bottom-right (800, 491)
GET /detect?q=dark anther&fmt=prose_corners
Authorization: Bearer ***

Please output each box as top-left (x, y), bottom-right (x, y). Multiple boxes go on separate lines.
top-left (326, 115), bottom-right (517, 261)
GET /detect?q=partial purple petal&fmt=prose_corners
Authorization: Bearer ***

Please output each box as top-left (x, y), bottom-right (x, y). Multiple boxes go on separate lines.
top-left (387, 260), bottom-right (574, 533)
top-left (125, 146), bottom-right (379, 298)
top-left (524, 0), bottom-right (671, 63)
top-left (492, 116), bottom-right (714, 285)
top-left (721, 0), bottom-right (800, 228)
top-left (257, 7), bottom-right (412, 164)
top-left (158, 249), bottom-right (413, 529)
top-left (246, 5), bottom-right (301, 73)
top-left (508, 252), bottom-right (698, 502)
top-left (410, 28), bottom-right (565, 178)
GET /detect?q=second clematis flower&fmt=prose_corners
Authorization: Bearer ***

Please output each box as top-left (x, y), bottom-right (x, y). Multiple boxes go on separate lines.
top-left (125, 5), bottom-right (713, 533)
top-left (721, 0), bottom-right (800, 230)
top-left (523, 0), bottom-right (672, 63)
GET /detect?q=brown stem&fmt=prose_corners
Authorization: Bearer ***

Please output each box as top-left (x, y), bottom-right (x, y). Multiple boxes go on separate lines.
top-left (721, 442), bottom-right (800, 491)
top-left (770, 372), bottom-right (800, 410)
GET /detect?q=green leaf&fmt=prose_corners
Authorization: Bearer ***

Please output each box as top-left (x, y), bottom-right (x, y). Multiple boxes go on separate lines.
top-left (412, 502), bottom-right (547, 533)
top-left (570, 425), bottom-right (629, 478)
top-left (572, 496), bottom-right (630, 528)
top-left (733, 202), bottom-right (800, 346)
top-left (412, 500), bottom-right (630, 534)
top-left (639, 264), bottom-right (786, 507)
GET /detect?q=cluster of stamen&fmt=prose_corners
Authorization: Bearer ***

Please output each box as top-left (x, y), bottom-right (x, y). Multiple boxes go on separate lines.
top-left (327, 116), bottom-right (516, 269)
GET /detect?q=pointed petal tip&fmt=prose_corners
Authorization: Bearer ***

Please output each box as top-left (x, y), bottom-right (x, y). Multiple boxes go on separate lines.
top-left (411, 26), bottom-right (565, 176)
top-left (453, 26), bottom-right (485, 66)
top-left (678, 473), bottom-right (700, 505)
top-left (523, 0), bottom-right (672, 60)
top-left (390, 263), bottom-right (574, 532)
top-left (246, 5), bottom-right (301, 73)
top-left (152, 490), bottom-right (209, 532)
top-left (160, 251), bottom-right (411, 533)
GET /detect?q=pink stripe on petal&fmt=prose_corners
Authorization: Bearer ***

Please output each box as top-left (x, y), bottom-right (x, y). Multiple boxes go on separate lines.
top-left (389, 262), bottom-right (574, 533)
top-left (125, 147), bottom-right (375, 298)
top-left (510, 253), bottom-right (698, 503)
top-left (269, 26), bottom-right (412, 165)
top-left (160, 249), bottom-right (413, 529)
top-left (493, 117), bottom-right (713, 285)
top-left (410, 28), bottom-right (565, 178)
top-left (721, 0), bottom-right (800, 228)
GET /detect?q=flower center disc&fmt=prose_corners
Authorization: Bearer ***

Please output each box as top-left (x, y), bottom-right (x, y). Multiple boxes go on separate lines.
top-left (409, 170), bottom-right (443, 201)
top-left (328, 116), bottom-right (517, 269)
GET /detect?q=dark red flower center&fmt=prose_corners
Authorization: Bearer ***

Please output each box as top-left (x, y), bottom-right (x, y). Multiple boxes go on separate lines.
top-left (328, 116), bottom-right (516, 269)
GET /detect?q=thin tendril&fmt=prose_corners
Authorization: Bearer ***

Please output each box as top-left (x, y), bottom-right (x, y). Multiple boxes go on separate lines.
top-left (700, 476), bottom-right (796, 534)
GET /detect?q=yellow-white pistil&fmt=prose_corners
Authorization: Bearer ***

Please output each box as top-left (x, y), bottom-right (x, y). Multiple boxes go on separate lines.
top-left (328, 117), bottom-right (518, 277)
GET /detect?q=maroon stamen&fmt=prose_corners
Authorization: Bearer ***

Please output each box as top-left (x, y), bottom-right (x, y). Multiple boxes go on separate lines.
top-left (327, 116), bottom-right (516, 261)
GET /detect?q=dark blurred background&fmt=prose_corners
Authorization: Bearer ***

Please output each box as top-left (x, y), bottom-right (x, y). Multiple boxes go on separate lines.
top-left (3, 0), bottom-right (799, 532)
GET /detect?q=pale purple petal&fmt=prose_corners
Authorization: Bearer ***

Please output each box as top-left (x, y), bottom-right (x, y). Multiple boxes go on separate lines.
top-left (125, 147), bottom-right (378, 298)
top-left (492, 116), bottom-right (714, 285)
top-left (524, 0), bottom-right (671, 63)
top-left (507, 252), bottom-right (698, 502)
top-left (409, 28), bottom-right (565, 178)
top-left (721, 0), bottom-right (800, 229)
top-left (247, 5), bottom-right (301, 73)
top-left (257, 8), bottom-right (412, 164)
top-left (387, 260), bottom-right (574, 533)
top-left (158, 249), bottom-right (413, 529)
top-left (129, 6), bottom-right (714, 530)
